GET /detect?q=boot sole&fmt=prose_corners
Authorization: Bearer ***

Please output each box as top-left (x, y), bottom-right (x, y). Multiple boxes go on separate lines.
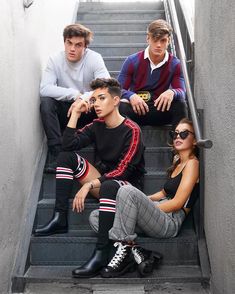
top-left (72, 271), bottom-right (100, 279)
top-left (33, 229), bottom-right (68, 237)
top-left (100, 261), bottom-right (136, 278)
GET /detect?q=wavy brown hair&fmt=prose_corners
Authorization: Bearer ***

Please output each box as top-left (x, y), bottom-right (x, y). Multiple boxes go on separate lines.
top-left (167, 118), bottom-right (199, 176)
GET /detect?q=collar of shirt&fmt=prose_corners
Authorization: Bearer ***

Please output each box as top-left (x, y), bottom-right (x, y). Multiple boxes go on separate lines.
top-left (144, 47), bottom-right (169, 72)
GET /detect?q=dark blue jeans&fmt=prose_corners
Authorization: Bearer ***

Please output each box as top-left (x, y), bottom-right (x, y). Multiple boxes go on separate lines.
top-left (40, 97), bottom-right (96, 147)
top-left (119, 100), bottom-right (188, 128)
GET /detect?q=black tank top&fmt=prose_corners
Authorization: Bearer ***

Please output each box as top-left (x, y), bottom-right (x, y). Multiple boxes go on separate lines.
top-left (163, 171), bottom-right (199, 208)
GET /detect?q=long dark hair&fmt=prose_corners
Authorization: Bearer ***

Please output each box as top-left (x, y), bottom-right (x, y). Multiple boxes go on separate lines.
top-left (167, 118), bottom-right (199, 176)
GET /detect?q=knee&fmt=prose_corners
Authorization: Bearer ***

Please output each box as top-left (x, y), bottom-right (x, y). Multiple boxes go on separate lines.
top-left (99, 180), bottom-right (120, 199)
top-left (57, 151), bottom-right (77, 166)
top-left (119, 101), bottom-right (134, 117)
top-left (40, 97), bottom-right (56, 114)
top-left (116, 185), bottom-right (136, 202)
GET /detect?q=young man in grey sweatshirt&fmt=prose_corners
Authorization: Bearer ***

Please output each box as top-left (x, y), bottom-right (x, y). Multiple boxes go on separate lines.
top-left (40, 24), bottom-right (110, 173)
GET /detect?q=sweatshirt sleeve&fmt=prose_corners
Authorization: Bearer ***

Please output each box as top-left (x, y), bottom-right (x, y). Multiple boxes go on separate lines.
top-left (99, 120), bottom-right (144, 183)
top-left (118, 57), bottom-right (136, 100)
top-left (93, 54), bottom-right (111, 79)
top-left (62, 125), bottom-right (94, 151)
top-left (171, 62), bottom-right (186, 101)
top-left (40, 56), bottom-right (80, 101)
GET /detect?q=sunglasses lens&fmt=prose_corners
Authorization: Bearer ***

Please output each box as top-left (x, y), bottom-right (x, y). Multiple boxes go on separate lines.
top-left (170, 130), bottom-right (191, 140)
top-left (179, 131), bottom-right (189, 139)
top-left (169, 131), bottom-right (176, 140)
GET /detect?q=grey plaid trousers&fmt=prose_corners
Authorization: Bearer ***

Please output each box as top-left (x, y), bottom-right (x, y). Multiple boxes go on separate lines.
top-left (89, 185), bottom-right (186, 242)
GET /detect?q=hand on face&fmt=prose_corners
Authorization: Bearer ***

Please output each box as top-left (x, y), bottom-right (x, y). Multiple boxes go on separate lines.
top-left (67, 99), bottom-right (90, 118)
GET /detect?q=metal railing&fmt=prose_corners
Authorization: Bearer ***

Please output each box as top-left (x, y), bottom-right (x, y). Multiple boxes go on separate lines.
top-left (164, 0), bottom-right (212, 149)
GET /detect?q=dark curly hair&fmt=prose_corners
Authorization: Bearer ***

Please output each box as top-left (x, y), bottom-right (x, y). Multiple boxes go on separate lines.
top-left (90, 78), bottom-right (121, 98)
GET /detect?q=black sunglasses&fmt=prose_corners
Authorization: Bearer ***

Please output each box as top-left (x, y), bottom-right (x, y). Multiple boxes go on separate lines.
top-left (169, 130), bottom-right (195, 140)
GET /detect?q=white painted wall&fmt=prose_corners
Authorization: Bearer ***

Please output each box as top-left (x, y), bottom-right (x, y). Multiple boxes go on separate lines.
top-left (195, 0), bottom-right (235, 293)
top-left (0, 0), bottom-right (78, 292)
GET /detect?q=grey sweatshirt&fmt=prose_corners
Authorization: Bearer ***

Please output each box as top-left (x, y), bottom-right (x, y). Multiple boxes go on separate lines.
top-left (40, 49), bottom-right (110, 101)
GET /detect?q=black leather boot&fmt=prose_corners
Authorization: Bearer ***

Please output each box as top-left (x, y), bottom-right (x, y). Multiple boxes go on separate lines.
top-left (132, 245), bottom-right (162, 277)
top-left (34, 211), bottom-right (68, 236)
top-left (72, 248), bottom-right (109, 278)
top-left (100, 242), bottom-right (136, 278)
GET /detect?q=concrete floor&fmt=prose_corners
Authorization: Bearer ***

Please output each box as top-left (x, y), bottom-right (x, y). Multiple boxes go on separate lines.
top-left (22, 282), bottom-right (211, 294)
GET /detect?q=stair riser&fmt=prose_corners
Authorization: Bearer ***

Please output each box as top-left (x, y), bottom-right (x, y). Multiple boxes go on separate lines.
top-left (79, 22), bottom-right (152, 31)
top-left (78, 3), bottom-right (164, 11)
top-left (145, 150), bottom-right (171, 169)
top-left (142, 128), bottom-right (171, 147)
top-left (35, 204), bottom-right (98, 228)
top-left (95, 34), bottom-right (146, 44)
top-left (77, 12), bottom-right (163, 21)
top-left (40, 173), bottom-right (166, 199)
top-left (90, 45), bottom-right (146, 56)
top-left (104, 58), bottom-right (129, 71)
top-left (30, 238), bottom-right (198, 266)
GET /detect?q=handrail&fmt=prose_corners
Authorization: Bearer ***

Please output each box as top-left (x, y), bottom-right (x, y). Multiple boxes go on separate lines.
top-left (164, 0), bottom-right (212, 149)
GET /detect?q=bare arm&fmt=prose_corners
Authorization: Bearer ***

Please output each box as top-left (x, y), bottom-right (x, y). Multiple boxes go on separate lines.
top-left (157, 159), bottom-right (199, 213)
top-left (149, 189), bottom-right (166, 201)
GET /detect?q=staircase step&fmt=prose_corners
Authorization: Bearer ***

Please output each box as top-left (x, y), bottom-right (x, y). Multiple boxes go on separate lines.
top-left (39, 169), bottom-right (167, 200)
top-left (103, 56), bottom-right (128, 71)
top-left (110, 71), bottom-right (119, 79)
top-left (77, 10), bottom-right (164, 21)
top-left (78, 20), bottom-right (155, 31)
top-left (23, 264), bottom-right (205, 285)
top-left (78, 2), bottom-right (164, 11)
top-left (35, 197), bottom-right (195, 232)
top-left (142, 125), bottom-right (172, 147)
top-left (95, 32), bottom-right (146, 44)
top-left (30, 225), bottom-right (198, 266)
top-left (90, 43), bottom-right (146, 56)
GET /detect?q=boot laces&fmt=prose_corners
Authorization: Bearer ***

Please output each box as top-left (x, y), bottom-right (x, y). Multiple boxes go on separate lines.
top-left (107, 242), bottom-right (129, 268)
top-left (132, 246), bottom-right (145, 264)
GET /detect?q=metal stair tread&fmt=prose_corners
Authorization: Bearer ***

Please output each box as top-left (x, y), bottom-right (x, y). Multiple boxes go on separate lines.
top-left (77, 20), bottom-right (154, 24)
top-left (90, 43), bottom-right (146, 48)
top-left (95, 31), bottom-right (147, 35)
top-left (78, 9), bottom-right (164, 14)
top-left (37, 198), bottom-right (99, 207)
top-left (31, 227), bottom-right (196, 242)
top-left (24, 264), bottom-right (205, 283)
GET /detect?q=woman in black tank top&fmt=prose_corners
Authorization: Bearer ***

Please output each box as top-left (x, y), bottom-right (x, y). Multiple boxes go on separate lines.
top-left (90, 118), bottom-right (199, 278)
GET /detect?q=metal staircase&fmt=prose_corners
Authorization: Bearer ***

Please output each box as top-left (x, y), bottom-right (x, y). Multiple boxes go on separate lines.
top-left (11, 1), bottom-right (210, 292)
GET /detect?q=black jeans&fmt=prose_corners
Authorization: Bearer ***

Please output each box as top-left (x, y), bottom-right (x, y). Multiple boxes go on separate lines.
top-left (119, 99), bottom-right (188, 128)
top-left (40, 97), bottom-right (96, 147)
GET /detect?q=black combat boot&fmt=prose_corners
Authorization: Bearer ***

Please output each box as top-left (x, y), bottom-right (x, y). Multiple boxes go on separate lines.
top-left (100, 242), bottom-right (136, 278)
top-left (72, 248), bottom-right (109, 278)
top-left (34, 211), bottom-right (68, 236)
top-left (132, 245), bottom-right (162, 277)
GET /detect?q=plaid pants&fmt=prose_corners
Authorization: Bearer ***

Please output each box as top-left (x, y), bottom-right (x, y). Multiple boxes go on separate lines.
top-left (89, 185), bottom-right (186, 242)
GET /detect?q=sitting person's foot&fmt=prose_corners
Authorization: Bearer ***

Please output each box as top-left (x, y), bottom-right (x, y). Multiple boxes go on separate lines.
top-left (132, 245), bottom-right (162, 277)
top-left (34, 211), bottom-right (68, 236)
top-left (72, 248), bottom-right (108, 278)
top-left (100, 242), bottom-right (136, 278)
top-left (44, 145), bottom-right (61, 174)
